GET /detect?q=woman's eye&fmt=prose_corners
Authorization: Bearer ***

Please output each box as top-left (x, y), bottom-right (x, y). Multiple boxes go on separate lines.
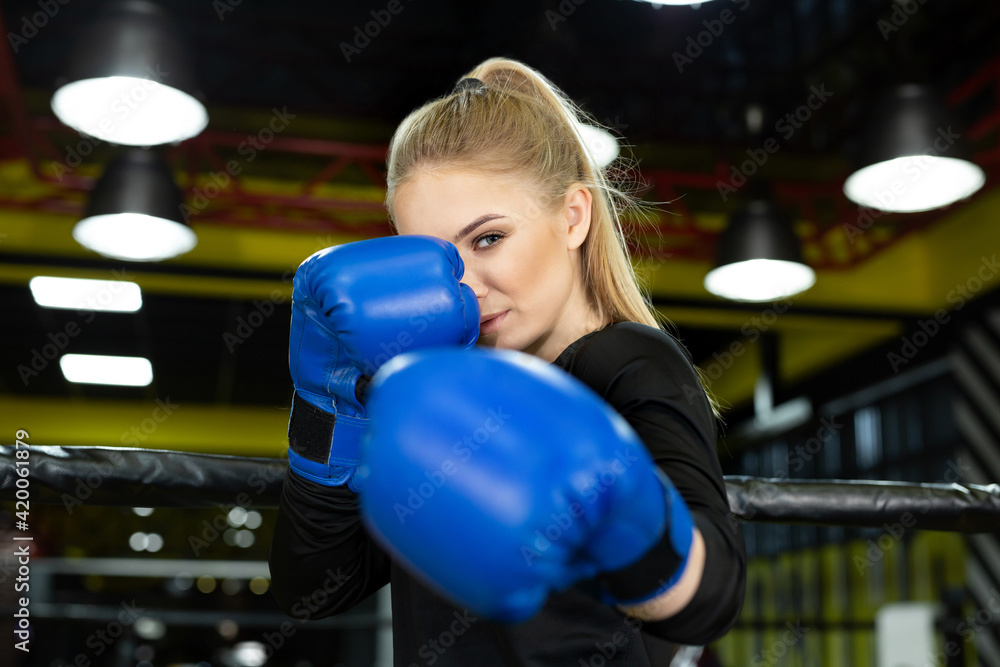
top-left (474, 232), bottom-right (504, 249)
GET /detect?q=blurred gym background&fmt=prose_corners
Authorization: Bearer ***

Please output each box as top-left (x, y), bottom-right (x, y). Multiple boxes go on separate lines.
top-left (1, 0), bottom-right (999, 665)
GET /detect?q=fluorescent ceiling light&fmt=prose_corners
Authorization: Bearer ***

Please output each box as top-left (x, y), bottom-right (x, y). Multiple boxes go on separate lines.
top-left (60, 354), bottom-right (153, 386)
top-left (29, 276), bottom-right (142, 312)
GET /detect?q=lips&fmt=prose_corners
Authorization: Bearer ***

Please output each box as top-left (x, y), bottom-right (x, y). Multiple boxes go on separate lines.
top-left (479, 310), bottom-right (509, 335)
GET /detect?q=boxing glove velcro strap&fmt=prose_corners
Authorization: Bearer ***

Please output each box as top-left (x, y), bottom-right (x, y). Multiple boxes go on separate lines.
top-left (286, 392), bottom-right (365, 486)
top-left (597, 469), bottom-right (694, 607)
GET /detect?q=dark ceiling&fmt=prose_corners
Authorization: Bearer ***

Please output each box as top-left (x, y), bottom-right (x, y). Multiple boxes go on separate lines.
top-left (7, 0), bottom-right (1000, 151)
top-left (3, 0), bottom-right (1000, 426)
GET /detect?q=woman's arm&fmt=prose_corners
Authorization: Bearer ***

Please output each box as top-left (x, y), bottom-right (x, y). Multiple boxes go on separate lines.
top-left (630, 509), bottom-right (746, 645)
top-left (606, 410), bottom-right (748, 645)
top-left (567, 325), bottom-right (747, 645)
top-left (268, 469), bottom-right (392, 620)
top-left (619, 526), bottom-right (706, 620)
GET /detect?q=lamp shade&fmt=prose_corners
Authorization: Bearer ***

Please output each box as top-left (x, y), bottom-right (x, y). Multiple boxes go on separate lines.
top-left (51, 0), bottom-right (208, 146)
top-left (704, 200), bottom-right (816, 302)
top-left (74, 148), bottom-right (197, 262)
top-left (843, 84), bottom-right (984, 213)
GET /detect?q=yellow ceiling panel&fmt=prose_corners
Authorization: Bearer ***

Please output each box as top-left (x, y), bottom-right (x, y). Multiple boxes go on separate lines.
top-left (695, 322), bottom-right (902, 415)
top-left (0, 395), bottom-right (289, 457)
top-left (4, 157), bottom-right (1000, 448)
top-left (0, 213), bottom-right (366, 275)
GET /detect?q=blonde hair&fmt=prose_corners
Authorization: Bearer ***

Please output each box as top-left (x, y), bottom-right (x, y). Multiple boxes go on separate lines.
top-left (383, 57), bottom-right (724, 424)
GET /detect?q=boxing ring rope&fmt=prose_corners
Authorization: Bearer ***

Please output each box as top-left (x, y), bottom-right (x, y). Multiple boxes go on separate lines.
top-left (2, 445), bottom-right (999, 532)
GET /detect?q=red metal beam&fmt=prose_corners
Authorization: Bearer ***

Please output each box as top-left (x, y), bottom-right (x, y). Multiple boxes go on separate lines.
top-left (2, 31), bottom-right (999, 271)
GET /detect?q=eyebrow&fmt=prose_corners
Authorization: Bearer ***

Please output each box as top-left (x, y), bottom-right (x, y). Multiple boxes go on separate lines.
top-left (454, 214), bottom-right (506, 243)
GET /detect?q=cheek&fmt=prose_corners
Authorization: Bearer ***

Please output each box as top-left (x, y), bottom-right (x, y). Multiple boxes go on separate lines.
top-left (472, 259), bottom-right (516, 297)
top-left (504, 234), bottom-right (563, 303)
top-left (531, 221), bottom-right (569, 276)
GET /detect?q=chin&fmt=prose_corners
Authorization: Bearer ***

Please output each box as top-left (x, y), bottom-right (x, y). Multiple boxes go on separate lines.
top-left (478, 332), bottom-right (522, 352)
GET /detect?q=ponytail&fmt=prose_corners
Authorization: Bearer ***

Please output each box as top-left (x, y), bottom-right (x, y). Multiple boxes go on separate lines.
top-left (384, 57), bottom-right (725, 423)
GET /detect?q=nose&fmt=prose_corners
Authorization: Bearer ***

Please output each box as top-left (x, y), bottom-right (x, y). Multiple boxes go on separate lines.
top-left (461, 276), bottom-right (488, 300)
top-left (458, 259), bottom-right (488, 300)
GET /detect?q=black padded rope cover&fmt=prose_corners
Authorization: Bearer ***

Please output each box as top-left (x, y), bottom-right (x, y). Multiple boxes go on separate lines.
top-left (724, 475), bottom-right (1000, 533)
top-left (2, 445), bottom-right (1000, 532)
top-left (0, 445), bottom-right (286, 509)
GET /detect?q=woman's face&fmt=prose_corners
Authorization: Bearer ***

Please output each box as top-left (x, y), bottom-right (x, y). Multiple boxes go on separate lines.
top-left (392, 167), bottom-right (596, 361)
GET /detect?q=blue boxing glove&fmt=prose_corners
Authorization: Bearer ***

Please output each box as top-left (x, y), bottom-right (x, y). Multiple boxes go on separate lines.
top-left (287, 236), bottom-right (480, 492)
top-left (355, 347), bottom-right (695, 622)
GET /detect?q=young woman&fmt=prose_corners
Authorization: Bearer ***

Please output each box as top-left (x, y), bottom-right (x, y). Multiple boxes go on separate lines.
top-left (270, 58), bottom-right (746, 665)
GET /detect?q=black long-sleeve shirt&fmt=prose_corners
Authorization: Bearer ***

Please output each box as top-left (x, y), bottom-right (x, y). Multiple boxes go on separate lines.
top-left (269, 321), bottom-right (746, 665)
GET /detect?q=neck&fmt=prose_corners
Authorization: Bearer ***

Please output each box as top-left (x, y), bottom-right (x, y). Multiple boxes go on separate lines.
top-left (527, 283), bottom-right (609, 364)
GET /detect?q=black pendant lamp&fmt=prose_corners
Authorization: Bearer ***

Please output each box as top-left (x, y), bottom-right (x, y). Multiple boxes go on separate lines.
top-left (704, 200), bottom-right (815, 302)
top-left (51, 0), bottom-right (208, 147)
top-left (74, 148), bottom-right (197, 262)
top-left (843, 84), bottom-right (984, 213)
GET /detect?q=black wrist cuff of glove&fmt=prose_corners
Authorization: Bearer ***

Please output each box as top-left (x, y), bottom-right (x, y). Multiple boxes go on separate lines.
top-left (597, 527), bottom-right (688, 604)
top-left (354, 375), bottom-right (371, 404)
top-left (287, 392), bottom-right (337, 464)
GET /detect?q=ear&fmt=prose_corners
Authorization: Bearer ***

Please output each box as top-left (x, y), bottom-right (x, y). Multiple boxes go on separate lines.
top-left (563, 184), bottom-right (593, 251)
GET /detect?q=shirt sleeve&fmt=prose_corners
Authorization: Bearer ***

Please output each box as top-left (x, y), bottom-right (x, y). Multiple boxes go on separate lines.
top-left (568, 323), bottom-right (746, 645)
top-left (268, 468), bottom-right (393, 619)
